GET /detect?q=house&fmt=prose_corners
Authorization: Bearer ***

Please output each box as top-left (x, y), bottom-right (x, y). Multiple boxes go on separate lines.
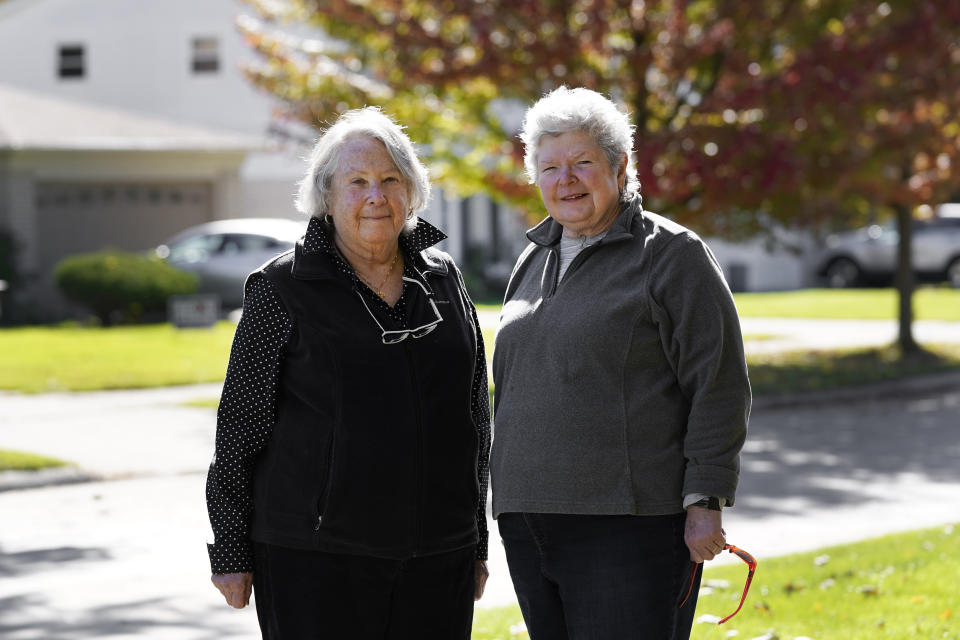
top-left (0, 84), bottom-right (262, 318)
top-left (707, 234), bottom-right (819, 292)
top-left (0, 0), bottom-right (534, 316)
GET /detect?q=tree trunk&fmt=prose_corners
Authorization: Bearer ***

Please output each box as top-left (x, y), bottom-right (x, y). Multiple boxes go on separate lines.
top-left (893, 203), bottom-right (918, 354)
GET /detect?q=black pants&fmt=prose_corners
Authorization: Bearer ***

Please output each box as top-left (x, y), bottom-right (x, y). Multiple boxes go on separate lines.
top-left (252, 542), bottom-right (475, 639)
top-left (498, 513), bottom-right (700, 640)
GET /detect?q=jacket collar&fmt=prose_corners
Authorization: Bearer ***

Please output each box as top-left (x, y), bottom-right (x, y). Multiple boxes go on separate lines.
top-left (291, 215), bottom-right (449, 280)
top-left (526, 194), bottom-right (642, 248)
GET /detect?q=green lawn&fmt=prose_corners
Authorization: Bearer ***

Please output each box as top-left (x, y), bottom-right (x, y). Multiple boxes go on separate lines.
top-left (476, 303), bottom-right (505, 314)
top-left (0, 449), bottom-right (69, 471)
top-left (733, 287), bottom-right (960, 321)
top-left (0, 322), bottom-right (234, 393)
top-left (479, 287), bottom-right (960, 322)
top-left (749, 343), bottom-right (960, 395)
top-left (479, 329), bottom-right (774, 351)
top-left (3, 288), bottom-right (960, 394)
top-left (471, 524), bottom-right (960, 640)
top-left (180, 397), bottom-right (222, 410)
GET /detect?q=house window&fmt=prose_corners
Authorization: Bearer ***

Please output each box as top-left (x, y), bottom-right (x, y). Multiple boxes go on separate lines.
top-left (192, 37), bottom-right (219, 73)
top-left (58, 44), bottom-right (85, 79)
top-left (726, 263), bottom-right (749, 293)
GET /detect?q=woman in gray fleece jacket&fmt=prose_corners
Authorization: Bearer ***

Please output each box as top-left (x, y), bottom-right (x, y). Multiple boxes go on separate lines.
top-left (491, 87), bottom-right (751, 640)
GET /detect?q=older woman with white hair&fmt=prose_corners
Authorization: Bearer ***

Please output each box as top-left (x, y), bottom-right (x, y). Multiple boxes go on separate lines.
top-left (491, 87), bottom-right (750, 639)
top-left (206, 106), bottom-right (490, 639)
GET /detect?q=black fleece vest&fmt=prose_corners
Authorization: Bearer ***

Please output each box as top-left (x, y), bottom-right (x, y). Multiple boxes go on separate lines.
top-left (249, 245), bottom-right (480, 559)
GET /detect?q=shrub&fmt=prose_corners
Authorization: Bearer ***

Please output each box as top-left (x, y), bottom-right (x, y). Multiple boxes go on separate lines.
top-left (54, 250), bottom-right (197, 325)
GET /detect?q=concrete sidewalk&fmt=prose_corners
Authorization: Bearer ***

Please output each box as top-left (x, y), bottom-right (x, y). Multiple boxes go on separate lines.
top-left (3, 375), bottom-right (960, 637)
top-left (739, 317), bottom-right (960, 353)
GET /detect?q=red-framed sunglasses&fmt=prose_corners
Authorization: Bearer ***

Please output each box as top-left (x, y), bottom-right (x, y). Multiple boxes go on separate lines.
top-left (678, 544), bottom-right (757, 625)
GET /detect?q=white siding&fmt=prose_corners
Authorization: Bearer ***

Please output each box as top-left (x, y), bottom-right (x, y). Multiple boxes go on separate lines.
top-left (0, 0), bottom-right (273, 135)
top-left (706, 235), bottom-right (818, 292)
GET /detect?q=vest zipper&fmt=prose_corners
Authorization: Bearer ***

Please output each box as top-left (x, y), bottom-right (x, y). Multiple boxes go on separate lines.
top-left (404, 342), bottom-right (424, 557)
top-left (314, 426), bottom-right (338, 533)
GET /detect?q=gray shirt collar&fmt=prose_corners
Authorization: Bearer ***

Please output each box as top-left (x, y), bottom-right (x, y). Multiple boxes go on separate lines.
top-left (525, 193), bottom-right (643, 248)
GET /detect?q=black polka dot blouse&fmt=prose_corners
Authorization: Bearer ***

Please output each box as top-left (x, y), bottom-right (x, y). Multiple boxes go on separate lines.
top-left (205, 217), bottom-right (491, 574)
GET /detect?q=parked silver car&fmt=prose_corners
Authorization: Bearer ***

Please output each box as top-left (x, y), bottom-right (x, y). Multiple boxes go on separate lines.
top-left (816, 216), bottom-right (960, 288)
top-left (155, 218), bottom-right (304, 308)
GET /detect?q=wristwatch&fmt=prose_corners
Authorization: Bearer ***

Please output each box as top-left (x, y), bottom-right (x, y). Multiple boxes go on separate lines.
top-left (690, 496), bottom-right (722, 511)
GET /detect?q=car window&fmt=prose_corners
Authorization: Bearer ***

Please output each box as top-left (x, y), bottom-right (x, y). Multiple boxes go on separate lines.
top-left (168, 234), bottom-right (225, 263)
top-left (220, 234), bottom-right (278, 255)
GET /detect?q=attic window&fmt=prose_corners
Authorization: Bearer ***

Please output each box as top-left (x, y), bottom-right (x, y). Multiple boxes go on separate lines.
top-left (192, 37), bottom-right (219, 74)
top-left (58, 44), bottom-right (85, 79)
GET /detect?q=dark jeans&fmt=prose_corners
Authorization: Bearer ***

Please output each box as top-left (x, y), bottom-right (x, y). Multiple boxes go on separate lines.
top-left (498, 512), bottom-right (701, 640)
top-left (252, 542), bottom-right (475, 640)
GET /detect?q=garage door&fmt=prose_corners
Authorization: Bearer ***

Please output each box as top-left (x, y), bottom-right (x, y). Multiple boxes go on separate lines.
top-left (36, 182), bottom-right (213, 270)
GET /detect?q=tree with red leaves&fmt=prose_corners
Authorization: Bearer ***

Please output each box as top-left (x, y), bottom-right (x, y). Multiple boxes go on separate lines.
top-left (239, 0), bottom-right (960, 351)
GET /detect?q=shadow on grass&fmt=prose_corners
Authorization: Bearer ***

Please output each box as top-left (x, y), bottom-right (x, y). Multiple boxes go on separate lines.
top-left (747, 343), bottom-right (960, 395)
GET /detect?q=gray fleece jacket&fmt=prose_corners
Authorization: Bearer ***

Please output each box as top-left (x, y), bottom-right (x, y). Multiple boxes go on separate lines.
top-left (491, 195), bottom-right (750, 517)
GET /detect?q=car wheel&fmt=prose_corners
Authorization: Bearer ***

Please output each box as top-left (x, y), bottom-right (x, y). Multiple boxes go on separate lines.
top-left (948, 258), bottom-right (960, 289)
top-left (824, 257), bottom-right (862, 288)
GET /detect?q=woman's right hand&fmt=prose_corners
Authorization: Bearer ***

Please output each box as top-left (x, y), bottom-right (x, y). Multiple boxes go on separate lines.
top-left (211, 572), bottom-right (253, 609)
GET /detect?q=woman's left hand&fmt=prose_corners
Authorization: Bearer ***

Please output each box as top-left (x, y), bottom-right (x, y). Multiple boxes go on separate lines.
top-left (211, 572), bottom-right (253, 609)
top-left (474, 560), bottom-right (489, 601)
top-left (684, 507), bottom-right (725, 563)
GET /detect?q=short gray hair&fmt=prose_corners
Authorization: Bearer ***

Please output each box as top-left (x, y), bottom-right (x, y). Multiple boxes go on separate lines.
top-left (519, 86), bottom-right (639, 201)
top-left (295, 106), bottom-right (431, 225)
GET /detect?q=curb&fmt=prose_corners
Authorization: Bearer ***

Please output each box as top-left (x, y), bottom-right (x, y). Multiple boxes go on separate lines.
top-left (0, 466), bottom-right (100, 492)
top-left (751, 369), bottom-right (960, 410)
